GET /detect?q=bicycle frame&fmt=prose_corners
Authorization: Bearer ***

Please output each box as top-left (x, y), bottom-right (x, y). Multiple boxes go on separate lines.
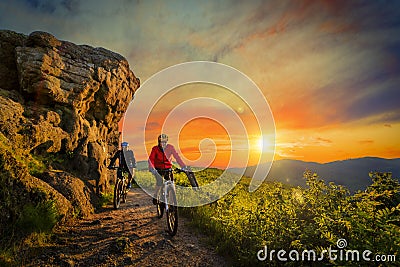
top-left (155, 169), bottom-right (178, 236)
top-left (154, 167), bottom-right (197, 236)
top-left (111, 166), bottom-right (129, 209)
top-left (162, 180), bottom-right (175, 212)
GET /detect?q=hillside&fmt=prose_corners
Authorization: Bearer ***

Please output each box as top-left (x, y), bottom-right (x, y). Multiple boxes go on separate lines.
top-left (183, 169), bottom-right (400, 265)
top-left (229, 157), bottom-right (400, 192)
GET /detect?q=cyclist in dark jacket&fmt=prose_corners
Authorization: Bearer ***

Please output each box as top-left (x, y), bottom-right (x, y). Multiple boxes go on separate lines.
top-left (108, 142), bottom-right (136, 189)
top-left (148, 134), bottom-right (187, 204)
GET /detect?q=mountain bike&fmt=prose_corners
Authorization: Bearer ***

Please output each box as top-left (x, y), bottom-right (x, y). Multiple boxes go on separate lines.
top-left (109, 166), bottom-right (129, 209)
top-left (154, 167), bottom-right (199, 236)
top-left (154, 168), bottom-right (179, 236)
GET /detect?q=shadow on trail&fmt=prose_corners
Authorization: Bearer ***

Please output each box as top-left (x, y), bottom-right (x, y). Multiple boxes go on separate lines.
top-left (25, 188), bottom-right (229, 266)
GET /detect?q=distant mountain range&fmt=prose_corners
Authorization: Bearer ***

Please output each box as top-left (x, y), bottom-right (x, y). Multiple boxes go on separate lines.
top-left (228, 157), bottom-right (400, 192)
top-left (136, 157), bottom-right (400, 192)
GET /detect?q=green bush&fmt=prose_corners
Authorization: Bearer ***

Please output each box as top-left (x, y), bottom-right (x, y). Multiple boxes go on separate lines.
top-left (97, 190), bottom-right (114, 208)
top-left (16, 201), bottom-right (58, 234)
top-left (183, 171), bottom-right (400, 266)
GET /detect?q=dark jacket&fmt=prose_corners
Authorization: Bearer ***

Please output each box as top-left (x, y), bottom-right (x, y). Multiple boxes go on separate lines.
top-left (109, 149), bottom-right (136, 171)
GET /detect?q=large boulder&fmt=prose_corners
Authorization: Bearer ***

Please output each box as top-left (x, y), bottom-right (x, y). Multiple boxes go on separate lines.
top-left (0, 147), bottom-right (73, 228)
top-left (40, 170), bottom-right (94, 218)
top-left (0, 29), bottom-right (140, 232)
top-left (0, 30), bottom-right (140, 192)
top-left (0, 30), bottom-right (26, 91)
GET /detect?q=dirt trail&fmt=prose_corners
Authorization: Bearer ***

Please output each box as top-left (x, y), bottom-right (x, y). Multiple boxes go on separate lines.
top-left (26, 188), bottom-right (229, 267)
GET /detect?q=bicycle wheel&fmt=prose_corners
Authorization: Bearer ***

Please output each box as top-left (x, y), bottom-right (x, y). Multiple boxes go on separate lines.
top-left (121, 181), bottom-right (127, 204)
top-left (156, 189), bottom-right (164, 219)
top-left (166, 185), bottom-right (178, 236)
top-left (113, 179), bottom-right (122, 209)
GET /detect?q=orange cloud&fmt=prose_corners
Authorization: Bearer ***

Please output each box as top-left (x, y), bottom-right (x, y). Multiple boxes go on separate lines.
top-left (358, 140), bottom-right (374, 145)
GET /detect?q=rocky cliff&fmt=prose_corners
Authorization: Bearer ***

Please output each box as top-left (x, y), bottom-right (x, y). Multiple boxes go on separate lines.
top-left (0, 30), bottom-right (140, 234)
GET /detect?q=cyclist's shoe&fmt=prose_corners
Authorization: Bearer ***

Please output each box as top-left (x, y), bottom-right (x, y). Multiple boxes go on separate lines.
top-left (152, 197), bottom-right (157, 205)
top-left (127, 182), bottom-right (132, 189)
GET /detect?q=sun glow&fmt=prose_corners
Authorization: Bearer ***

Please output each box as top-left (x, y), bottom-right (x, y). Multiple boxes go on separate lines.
top-left (257, 137), bottom-right (264, 151)
top-left (255, 135), bottom-right (273, 153)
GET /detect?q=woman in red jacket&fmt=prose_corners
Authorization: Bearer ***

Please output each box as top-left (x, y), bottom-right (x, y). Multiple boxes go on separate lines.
top-left (148, 134), bottom-right (186, 204)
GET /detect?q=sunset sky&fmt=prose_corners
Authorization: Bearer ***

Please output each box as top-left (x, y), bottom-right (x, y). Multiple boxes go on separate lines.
top-left (1, 0), bottom-right (399, 168)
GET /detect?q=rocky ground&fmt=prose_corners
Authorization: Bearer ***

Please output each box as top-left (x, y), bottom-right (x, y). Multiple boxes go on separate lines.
top-left (24, 188), bottom-right (229, 267)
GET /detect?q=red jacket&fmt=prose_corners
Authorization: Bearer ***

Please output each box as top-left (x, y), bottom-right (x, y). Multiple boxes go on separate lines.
top-left (148, 144), bottom-right (185, 170)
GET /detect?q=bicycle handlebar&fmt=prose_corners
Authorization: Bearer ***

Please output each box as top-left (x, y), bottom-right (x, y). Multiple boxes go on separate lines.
top-left (174, 167), bottom-right (199, 188)
top-left (174, 167), bottom-right (192, 174)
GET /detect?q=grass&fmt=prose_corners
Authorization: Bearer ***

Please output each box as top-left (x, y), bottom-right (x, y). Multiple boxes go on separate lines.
top-left (0, 200), bottom-right (58, 266)
top-left (27, 156), bottom-right (47, 177)
top-left (16, 201), bottom-right (59, 234)
top-left (97, 190), bottom-right (114, 208)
